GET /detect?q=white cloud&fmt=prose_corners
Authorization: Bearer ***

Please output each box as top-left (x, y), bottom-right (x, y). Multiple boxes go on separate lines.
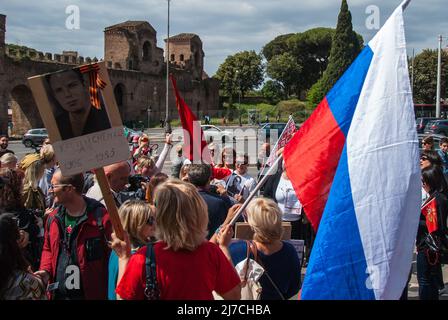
top-left (2, 0), bottom-right (447, 75)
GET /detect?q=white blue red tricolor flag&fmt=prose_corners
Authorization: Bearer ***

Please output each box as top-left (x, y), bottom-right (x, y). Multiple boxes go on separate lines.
top-left (284, 0), bottom-right (420, 300)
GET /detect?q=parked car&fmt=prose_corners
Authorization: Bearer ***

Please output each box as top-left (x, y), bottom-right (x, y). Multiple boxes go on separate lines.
top-left (258, 122), bottom-right (300, 142)
top-left (416, 117), bottom-right (440, 134)
top-left (22, 128), bottom-right (48, 148)
top-left (201, 125), bottom-right (235, 143)
top-left (418, 133), bottom-right (444, 151)
top-left (423, 119), bottom-right (448, 136)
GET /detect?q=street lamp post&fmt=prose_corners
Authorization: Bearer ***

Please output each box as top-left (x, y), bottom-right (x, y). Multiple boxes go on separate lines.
top-left (235, 69), bottom-right (242, 125)
top-left (147, 106), bottom-right (152, 129)
top-left (436, 35), bottom-right (443, 118)
top-left (165, 0), bottom-right (172, 133)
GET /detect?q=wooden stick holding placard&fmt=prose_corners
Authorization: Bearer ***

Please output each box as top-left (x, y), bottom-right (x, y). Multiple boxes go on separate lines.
top-left (94, 167), bottom-right (124, 240)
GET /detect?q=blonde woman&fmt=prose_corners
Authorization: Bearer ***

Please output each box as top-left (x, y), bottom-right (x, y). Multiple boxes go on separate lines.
top-left (179, 163), bottom-right (191, 182)
top-left (218, 197), bottom-right (301, 300)
top-left (0, 152), bottom-right (17, 169)
top-left (19, 154), bottom-right (45, 212)
top-left (133, 134), bottom-right (172, 171)
top-left (135, 156), bottom-right (156, 178)
top-left (112, 179), bottom-right (241, 300)
top-left (108, 200), bottom-right (156, 300)
top-left (38, 144), bottom-right (57, 207)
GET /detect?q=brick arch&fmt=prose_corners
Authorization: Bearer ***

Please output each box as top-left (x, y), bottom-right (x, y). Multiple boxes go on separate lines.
top-left (9, 84), bottom-right (43, 136)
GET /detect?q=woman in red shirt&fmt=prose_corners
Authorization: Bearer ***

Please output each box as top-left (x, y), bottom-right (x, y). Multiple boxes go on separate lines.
top-left (112, 179), bottom-right (241, 300)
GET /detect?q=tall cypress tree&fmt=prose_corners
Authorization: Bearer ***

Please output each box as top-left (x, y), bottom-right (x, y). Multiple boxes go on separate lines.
top-left (307, 0), bottom-right (362, 107)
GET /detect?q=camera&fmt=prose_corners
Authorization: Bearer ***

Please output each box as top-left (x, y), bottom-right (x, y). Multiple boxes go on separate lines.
top-left (128, 174), bottom-right (150, 192)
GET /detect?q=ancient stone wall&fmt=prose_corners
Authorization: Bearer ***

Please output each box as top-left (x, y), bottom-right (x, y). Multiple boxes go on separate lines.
top-left (0, 15), bottom-right (221, 136)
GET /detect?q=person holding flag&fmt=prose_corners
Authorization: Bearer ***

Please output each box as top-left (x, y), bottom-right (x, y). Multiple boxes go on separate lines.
top-left (417, 165), bottom-right (448, 300)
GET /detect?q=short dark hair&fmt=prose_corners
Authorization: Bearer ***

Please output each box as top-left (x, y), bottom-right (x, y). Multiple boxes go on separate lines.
top-left (423, 135), bottom-right (434, 145)
top-left (59, 171), bottom-right (85, 195)
top-left (187, 164), bottom-right (211, 187)
top-left (0, 134), bottom-right (8, 139)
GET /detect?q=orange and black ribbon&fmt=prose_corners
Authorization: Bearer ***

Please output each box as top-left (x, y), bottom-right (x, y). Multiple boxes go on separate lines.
top-left (79, 63), bottom-right (107, 110)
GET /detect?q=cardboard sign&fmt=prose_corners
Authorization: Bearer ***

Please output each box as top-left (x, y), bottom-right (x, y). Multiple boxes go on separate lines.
top-left (28, 62), bottom-right (129, 175)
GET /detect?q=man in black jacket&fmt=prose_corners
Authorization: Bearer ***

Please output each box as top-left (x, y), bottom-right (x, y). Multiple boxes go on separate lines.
top-left (186, 164), bottom-right (231, 239)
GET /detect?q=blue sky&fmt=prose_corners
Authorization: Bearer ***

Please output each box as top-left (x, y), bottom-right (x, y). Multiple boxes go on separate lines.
top-left (2, 0), bottom-right (447, 75)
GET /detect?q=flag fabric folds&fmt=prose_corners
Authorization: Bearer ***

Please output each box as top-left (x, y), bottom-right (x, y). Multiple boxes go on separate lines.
top-left (284, 0), bottom-right (420, 300)
top-left (170, 75), bottom-right (212, 164)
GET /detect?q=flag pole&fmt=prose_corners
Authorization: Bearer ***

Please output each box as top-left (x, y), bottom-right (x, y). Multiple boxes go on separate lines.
top-left (401, 0), bottom-right (411, 10)
top-left (228, 154), bottom-right (284, 226)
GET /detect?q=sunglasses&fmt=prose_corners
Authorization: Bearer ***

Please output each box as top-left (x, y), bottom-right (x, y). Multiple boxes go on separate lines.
top-left (420, 156), bottom-right (429, 161)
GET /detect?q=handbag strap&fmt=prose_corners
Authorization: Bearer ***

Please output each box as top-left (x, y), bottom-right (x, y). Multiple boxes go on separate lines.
top-left (248, 241), bottom-right (286, 300)
top-left (144, 242), bottom-right (160, 299)
top-left (243, 240), bottom-right (251, 282)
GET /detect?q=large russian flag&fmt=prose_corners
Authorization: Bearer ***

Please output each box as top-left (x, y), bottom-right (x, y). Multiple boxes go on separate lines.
top-left (284, 0), bottom-right (420, 299)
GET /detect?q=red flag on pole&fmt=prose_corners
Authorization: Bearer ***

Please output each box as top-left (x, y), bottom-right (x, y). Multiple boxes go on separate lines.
top-left (422, 197), bottom-right (438, 234)
top-left (170, 75), bottom-right (212, 164)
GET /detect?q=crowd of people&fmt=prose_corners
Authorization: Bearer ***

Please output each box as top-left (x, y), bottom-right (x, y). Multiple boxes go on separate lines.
top-left (1, 130), bottom-right (447, 300)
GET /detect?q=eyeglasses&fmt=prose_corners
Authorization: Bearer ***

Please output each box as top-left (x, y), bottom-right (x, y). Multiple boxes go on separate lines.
top-left (423, 142), bottom-right (433, 145)
top-left (48, 183), bottom-right (71, 190)
top-left (147, 216), bottom-right (155, 226)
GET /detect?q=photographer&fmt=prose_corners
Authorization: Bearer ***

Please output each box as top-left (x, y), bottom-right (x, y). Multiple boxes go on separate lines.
top-left (186, 164), bottom-right (231, 239)
top-left (120, 174), bottom-right (150, 202)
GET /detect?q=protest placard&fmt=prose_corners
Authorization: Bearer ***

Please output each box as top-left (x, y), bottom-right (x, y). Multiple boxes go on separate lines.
top-left (28, 62), bottom-right (127, 238)
top-left (28, 62), bottom-right (129, 174)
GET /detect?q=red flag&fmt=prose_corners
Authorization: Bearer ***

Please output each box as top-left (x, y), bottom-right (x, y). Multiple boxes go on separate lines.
top-left (170, 75), bottom-right (212, 164)
top-left (422, 197), bottom-right (438, 234)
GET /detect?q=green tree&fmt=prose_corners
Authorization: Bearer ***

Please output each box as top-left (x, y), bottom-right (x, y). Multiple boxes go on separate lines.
top-left (214, 50), bottom-right (264, 104)
top-left (263, 27), bottom-right (363, 98)
top-left (261, 80), bottom-right (285, 104)
top-left (307, 0), bottom-right (362, 107)
top-left (266, 52), bottom-right (302, 97)
top-left (412, 49), bottom-right (448, 104)
top-left (262, 33), bottom-right (295, 61)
